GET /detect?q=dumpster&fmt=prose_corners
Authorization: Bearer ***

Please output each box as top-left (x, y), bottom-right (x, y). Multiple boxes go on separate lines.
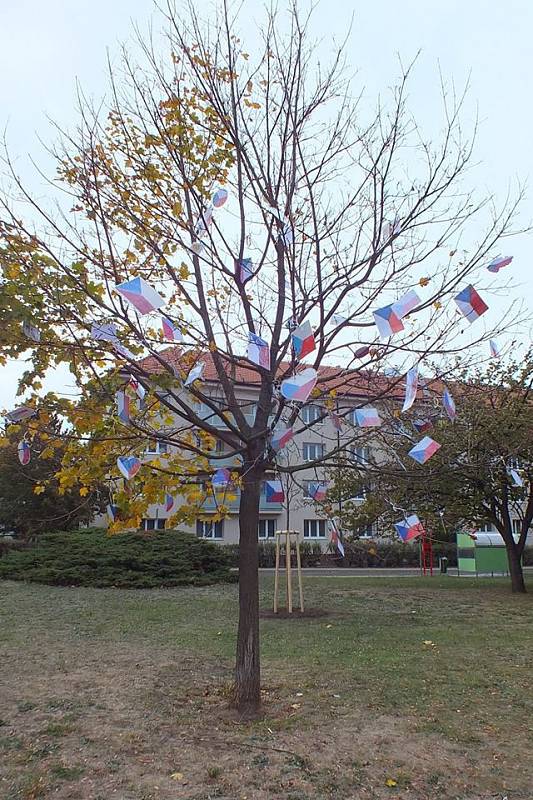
top-left (456, 531), bottom-right (517, 576)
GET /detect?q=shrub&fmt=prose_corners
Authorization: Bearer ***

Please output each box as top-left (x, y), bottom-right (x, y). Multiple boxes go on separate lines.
top-left (0, 528), bottom-right (237, 589)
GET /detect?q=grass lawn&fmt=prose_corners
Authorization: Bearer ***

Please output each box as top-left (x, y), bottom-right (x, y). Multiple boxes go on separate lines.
top-left (0, 575), bottom-right (532, 799)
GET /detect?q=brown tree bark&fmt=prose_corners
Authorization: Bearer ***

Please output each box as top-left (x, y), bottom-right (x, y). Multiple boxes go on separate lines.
top-left (506, 541), bottom-right (527, 593)
top-left (232, 463), bottom-right (263, 716)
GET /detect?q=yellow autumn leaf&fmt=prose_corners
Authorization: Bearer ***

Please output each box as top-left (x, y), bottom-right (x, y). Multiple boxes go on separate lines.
top-left (34, 485), bottom-right (46, 495)
top-left (385, 778), bottom-right (398, 787)
top-left (170, 772), bottom-right (183, 781)
top-left (79, 486), bottom-right (89, 497)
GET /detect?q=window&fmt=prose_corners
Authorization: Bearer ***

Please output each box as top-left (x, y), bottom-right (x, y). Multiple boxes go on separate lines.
top-left (196, 520), bottom-right (224, 539)
top-left (146, 440), bottom-right (168, 455)
top-left (357, 523), bottom-right (373, 539)
top-left (214, 439), bottom-right (225, 454)
top-left (141, 518), bottom-right (166, 531)
top-left (512, 519), bottom-right (522, 535)
top-left (351, 446), bottom-right (370, 465)
top-left (300, 405), bottom-right (323, 425)
top-left (258, 519), bottom-right (276, 539)
top-left (304, 519), bottom-right (327, 538)
top-left (303, 442), bottom-right (324, 462)
top-left (478, 522), bottom-right (494, 532)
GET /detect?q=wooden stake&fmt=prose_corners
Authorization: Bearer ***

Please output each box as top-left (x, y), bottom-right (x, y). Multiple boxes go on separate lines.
top-left (286, 529), bottom-right (293, 614)
top-left (295, 533), bottom-right (304, 613)
top-left (274, 533), bottom-right (280, 614)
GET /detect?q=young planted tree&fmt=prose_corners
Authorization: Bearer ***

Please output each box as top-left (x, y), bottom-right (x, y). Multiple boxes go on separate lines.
top-left (333, 354), bottom-right (533, 593)
top-left (0, 2), bottom-right (525, 712)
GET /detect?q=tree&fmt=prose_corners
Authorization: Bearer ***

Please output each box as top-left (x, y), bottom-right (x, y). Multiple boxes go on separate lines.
top-left (0, 2), bottom-right (525, 714)
top-left (0, 418), bottom-right (103, 538)
top-left (334, 354), bottom-right (533, 593)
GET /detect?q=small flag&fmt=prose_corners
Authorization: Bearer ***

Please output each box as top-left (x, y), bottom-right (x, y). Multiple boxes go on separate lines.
top-left (112, 341), bottom-right (136, 360)
top-left (392, 290), bottom-right (421, 320)
top-left (91, 321), bottom-right (118, 343)
top-left (235, 257), bottom-right (254, 284)
top-left (22, 321), bottom-right (41, 342)
top-left (408, 436), bottom-right (441, 464)
top-left (212, 467), bottom-right (231, 488)
top-left (117, 455), bottom-right (141, 480)
top-left (291, 320), bottom-right (316, 360)
top-left (115, 277), bottom-right (165, 315)
top-left (161, 316), bottom-right (183, 342)
top-left (271, 426), bottom-right (294, 451)
top-left (331, 314), bottom-right (347, 327)
top-left (128, 375), bottom-right (146, 401)
top-left (195, 206), bottom-right (213, 236)
top-left (454, 285), bottom-right (488, 323)
top-left (107, 504), bottom-right (119, 521)
top-left (509, 469), bottom-right (523, 487)
top-left (308, 482), bottom-right (327, 501)
top-left (373, 304), bottom-right (404, 338)
top-left (280, 222), bottom-right (293, 247)
top-left (17, 440), bottom-right (31, 465)
top-left (329, 519), bottom-right (345, 557)
top-left (212, 188), bottom-right (228, 208)
top-left (184, 361), bottom-right (205, 386)
top-left (401, 365), bottom-right (419, 412)
top-left (280, 368), bottom-right (318, 403)
top-left (413, 418), bottom-right (434, 434)
top-left (354, 407), bottom-right (382, 427)
top-left (165, 493), bottom-right (175, 512)
top-left (442, 389), bottom-right (456, 421)
top-left (489, 339), bottom-right (500, 359)
top-left (116, 390), bottom-right (130, 424)
top-left (265, 480), bottom-right (284, 503)
top-left (487, 255), bottom-right (513, 273)
top-left (394, 514), bottom-right (425, 542)
top-left (247, 332), bottom-right (270, 369)
top-left (5, 406), bottom-right (37, 424)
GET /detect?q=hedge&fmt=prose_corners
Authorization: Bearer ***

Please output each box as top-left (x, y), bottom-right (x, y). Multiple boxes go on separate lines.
top-left (0, 528), bottom-right (237, 589)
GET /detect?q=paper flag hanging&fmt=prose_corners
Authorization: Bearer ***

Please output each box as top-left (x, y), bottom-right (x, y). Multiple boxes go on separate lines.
top-left (116, 391), bottom-right (130, 424)
top-left (280, 223), bottom-right (293, 247)
top-left (195, 206), bottom-right (213, 236)
top-left (191, 241), bottom-right (205, 255)
top-left (413, 418), bottom-right (434, 434)
top-left (212, 188), bottom-right (228, 208)
top-left (280, 368), bottom-right (318, 403)
top-left (212, 467), bottom-right (231, 488)
top-left (91, 322), bottom-right (118, 343)
top-left (184, 361), bottom-right (205, 386)
top-left (383, 217), bottom-right (401, 241)
top-left (509, 469), bottom-right (523, 487)
top-left (128, 376), bottom-right (146, 401)
top-left (107, 504), bottom-right (119, 521)
top-left (165, 493), bottom-right (175, 512)
top-left (271, 425), bottom-right (294, 451)
top-left (247, 332), bottom-right (270, 369)
top-left (487, 255), bottom-right (513, 273)
top-left (394, 514), bottom-right (425, 542)
top-left (489, 339), bottom-right (500, 359)
top-left (291, 320), bottom-right (316, 360)
top-left (161, 316), bottom-right (183, 342)
top-left (442, 389), bottom-right (456, 421)
top-left (392, 290), bottom-right (421, 320)
top-left (331, 314), bottom-right (347, 327)
top-left (402, 365), bottom-right (419, 412)
top-left (5, 406), bottom-right (37, 424)
top-left (353, 345), bottom-right (370, 359)
top-left (115, 277), bottom-right (165, 315)
top-left (113, 341), bottom-right (136, 360)
top-left (17, 440), bottom-right (31, 465)
top-left (454, 285), bottom-right (488, 323)
top-left (329, 519), bottom-right (345, 557)
top-left (265, 480), bottom-right (284, 503)
top-left (117, 455), bottom-right (141, 480)
top-left (22, 321), bottom-right (41, 342)
top-left (308, 482), bottom-right (327, 501)
top-left (408, 436), bottom-right (441, 464)
top-left (235, 257), bottom-right (254, 284)
top-left (354, 407), bottom-right (382, 427)
top-left (330, 412), bottom-right (344, 432)
top-left (373, 305), bottom-right (404, 338)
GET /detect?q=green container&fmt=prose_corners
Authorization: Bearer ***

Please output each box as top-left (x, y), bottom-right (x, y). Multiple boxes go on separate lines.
top-left (456, 531), bottom-right (515, 576)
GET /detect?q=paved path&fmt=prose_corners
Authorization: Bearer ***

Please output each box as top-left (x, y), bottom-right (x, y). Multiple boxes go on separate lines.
top-left (259, 566), bottom-right (533, 578)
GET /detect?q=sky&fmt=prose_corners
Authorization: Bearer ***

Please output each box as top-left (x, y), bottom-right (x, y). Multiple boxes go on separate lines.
top-left (0, 0), bottom-right (532, 409)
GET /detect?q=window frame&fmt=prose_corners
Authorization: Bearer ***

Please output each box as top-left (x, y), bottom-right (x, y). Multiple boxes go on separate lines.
top-left (145, 440), bottom-right (169, 455)
top-left (300, 405), bottom-right (323, 425)
top-left (258, 518), bottom-right (277, 539)
top-left (302, 442), bottom-right (325, 462)
top-left (196, 519), bottom-right (224, 539)
top-left (141, 518), bottom-right (166, 531)
top-left (303, 519), bottom-right (327, 539)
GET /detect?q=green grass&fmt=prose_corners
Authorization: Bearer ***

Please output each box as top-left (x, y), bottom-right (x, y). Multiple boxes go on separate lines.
top-left (1, 575), bottom-right (532, 799)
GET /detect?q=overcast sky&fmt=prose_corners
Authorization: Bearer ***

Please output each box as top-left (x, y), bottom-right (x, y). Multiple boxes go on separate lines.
top-left (1, 0), bottom-right (532, 408)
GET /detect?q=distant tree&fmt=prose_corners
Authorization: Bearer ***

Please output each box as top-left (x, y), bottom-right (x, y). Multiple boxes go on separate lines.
top-left (0, 418), bottom-right (104, 539)
top-left (334, 354), bottom-right (533, 592)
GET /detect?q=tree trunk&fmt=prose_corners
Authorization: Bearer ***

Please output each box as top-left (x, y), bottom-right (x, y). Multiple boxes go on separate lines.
top-left (232, 466), bottom-right (262, 716)
top-left (506, 541), bottom-right (527, 593)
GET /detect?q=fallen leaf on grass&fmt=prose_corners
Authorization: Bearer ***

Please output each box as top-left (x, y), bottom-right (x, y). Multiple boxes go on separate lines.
top-left (170, 772), bottom-right (183, 781)
top-left (290, 703), bottom-right (301, 709)
top-left (385, 777), bottom-right (398, 787)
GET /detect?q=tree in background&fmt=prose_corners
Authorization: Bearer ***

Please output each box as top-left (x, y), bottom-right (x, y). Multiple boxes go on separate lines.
top-left (0, 2), bottom-right (525, 713)
top-left (334, 354), bottom-right (533, 592)
top-left (0, 418), bottom-right (103, 539)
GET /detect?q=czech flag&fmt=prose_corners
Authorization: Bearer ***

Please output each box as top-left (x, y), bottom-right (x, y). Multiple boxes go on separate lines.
top-left (115, 277), bottom-right (165, 315)
top-left (392, 289), bottom-right (421, 320)
top-left (184, 361), bottom-right (205, 386)
top-left (329, 519), bottom-right (345, 557)
top-left (401, 365), bottom-right (419, 412)
top-left (291, 320), bottom-right (316, 360)
top-left (18, 440), bottom-right (31, 465)
top-left (373, 304), bottom-right (404, 338)
top-left (117, 455), bottom-right (141, 480)
top-left (280, 368), bottom-right (318, 403)
top-left (413, 418), bottom-right (434, 434)
top-left (265, 480), bottom-right (285, 503)
top-left (394, 514), bottom-right (425, 542)
top-left (247, 332), bottom-right (270, 369)
top-left (235, 257), bottom-right (254, 284)
top-left (408, 436), bottom-right (441, 464)
top-left (5, 405), bottom-right (37, 424)
top-left (165, 493), bottom-right (175, 512)
top-left (161, 316), bottom-right (183, 342)
top-left (212, 188), bottom-right (228, 208)
top-left (107, 504), bottom-right (119, 521)
top-left (489, 339), bottom-right (500, 359)
top-left (116, 391), bottom-right (130, 425)
top-left (354, 407), bottom-right (382, 428)
top-left (454, 285), bottom-right (488, 323)
top-left (271, 425), bottom-right (294, 451)
top-left (487, 255), bottom-right (513, 273)
top-left (308, 482), bottom-right (327, 501)
top-left (212, 467), bottom-right (231, 488)
top-left (442, 388), bottom-right (456, 421)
